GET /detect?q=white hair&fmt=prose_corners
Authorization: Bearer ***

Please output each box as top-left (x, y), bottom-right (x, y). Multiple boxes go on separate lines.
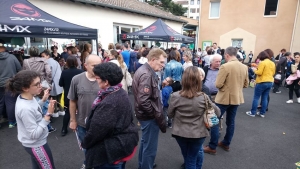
top-left (209, 54), bottom-right (222, 64)
top-left (198, 67), bottom-right (205, 78)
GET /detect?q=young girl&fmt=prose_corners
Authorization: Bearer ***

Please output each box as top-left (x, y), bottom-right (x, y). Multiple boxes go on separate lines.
top-left (162, 77), bottom-right (173, 128)
top-left (6, 70), bottom-right (56, 169)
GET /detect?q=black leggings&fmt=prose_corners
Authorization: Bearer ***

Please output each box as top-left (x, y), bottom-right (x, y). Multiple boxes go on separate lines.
top-left (62, 104), bottom-right (70, 131)
top-left (24, 143), bottom-right (55, 169)
top-left (288, 81), bottom-right (300, 99)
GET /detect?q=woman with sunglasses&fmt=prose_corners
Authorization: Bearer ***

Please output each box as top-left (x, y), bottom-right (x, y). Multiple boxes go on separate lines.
top-left (6, 70), bottom-right (56, 169)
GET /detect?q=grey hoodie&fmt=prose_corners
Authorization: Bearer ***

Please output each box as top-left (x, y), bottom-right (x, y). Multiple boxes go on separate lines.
top-left (0, 52), bottom-right (22, 87)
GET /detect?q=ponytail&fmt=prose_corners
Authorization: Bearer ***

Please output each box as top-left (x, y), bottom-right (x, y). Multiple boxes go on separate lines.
top-left (6, 78), bottom-right (16, 95)
top-left (117, 54), bottom-right (125, 68)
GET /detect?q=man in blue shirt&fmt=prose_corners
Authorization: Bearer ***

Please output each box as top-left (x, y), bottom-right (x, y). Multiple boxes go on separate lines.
top-left (121, 43), bottom-right (131, 69)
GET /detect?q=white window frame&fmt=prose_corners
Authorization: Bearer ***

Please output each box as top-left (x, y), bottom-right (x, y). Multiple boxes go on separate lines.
top-left (209, 1), bottom-right (221, 19)
top-left (263, 0), bottom-right (280, 17)
top-left (231, 39), bottom-right (243, 48)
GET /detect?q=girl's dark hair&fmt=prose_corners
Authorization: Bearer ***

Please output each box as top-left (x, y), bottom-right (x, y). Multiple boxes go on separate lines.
top-left (142, 48), bottom-right (150, 57)
top-left (137, 52), bottom-right (142, 60)
top-left (6, 70), bottom-right (40, 95)
top-left (93, 62), bottom-right (123, 86)
top-left (66, 56), bottom-right (78, 68)
top-left (169, 50), bottom-right (177, 61)
top-left (51, 46), bottom-right (58, 51)
top-left (257, 51), bottom-right (270, 61)
top-left (264, 49), bottom-right (274, 59)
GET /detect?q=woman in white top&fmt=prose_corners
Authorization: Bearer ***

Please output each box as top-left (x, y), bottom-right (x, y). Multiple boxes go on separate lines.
top-left (109, 49), bottom-right (132, 93)
top-left (182, 50), bottom-right (193, 70)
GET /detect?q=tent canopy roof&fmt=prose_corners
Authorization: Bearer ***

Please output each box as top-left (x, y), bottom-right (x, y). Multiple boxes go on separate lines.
top-left (0, 0), bottom-right (97, 39)
top-left (121, 19), bottom-right (194, 43)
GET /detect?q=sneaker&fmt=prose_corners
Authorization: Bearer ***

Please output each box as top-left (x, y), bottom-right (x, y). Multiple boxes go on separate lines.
top-left (275, 91), bottom-right (281, 94)
top-left (286, 100), bottom-right (293, 104)
top-left (246, 111), bottom-right (255, 117)
top-left (80, 164), bottom-right (85, 169)
top-left (297, 98), bottom-right (300, 103)
top-left (52, 113), bottom-right (59, 118)
top-left (9, 122), bottom-right (17, 128)
top-left (58, 111), bottom-right (65, 116)
top-left (260, 114), bottom-right (265, 118)
top-left (48, 127), bottom-right (56, 133)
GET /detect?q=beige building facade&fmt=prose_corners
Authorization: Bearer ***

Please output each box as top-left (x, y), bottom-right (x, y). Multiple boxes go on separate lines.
top-left (198, 0), bottom-right (300, 60)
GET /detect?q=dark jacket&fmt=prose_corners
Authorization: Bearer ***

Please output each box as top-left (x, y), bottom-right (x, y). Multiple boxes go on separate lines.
top-left (81, 89), bottom-right (139, 168)
top-left (132, 63), bottom-right (166, 133)
top-left (276, 56), bottom-right (287, 76)
top-left (51, 52), bottom-right (62, 62)
top-left (203, 65), bottom-right (209, 84)
top-left (129, 51), bottom-right (138, 73)
top-left (0, 52), bottom-right (22, 87)
top-left (59, 67), bottom-right (83, 105)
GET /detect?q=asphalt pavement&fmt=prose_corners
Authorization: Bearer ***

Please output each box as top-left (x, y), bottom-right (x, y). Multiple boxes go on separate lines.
top-left (0, 87), bottom-right (299, 169)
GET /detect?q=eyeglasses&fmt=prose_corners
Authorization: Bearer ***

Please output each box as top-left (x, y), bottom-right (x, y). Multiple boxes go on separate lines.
top-left (32, 82), bottom-right (41, 87)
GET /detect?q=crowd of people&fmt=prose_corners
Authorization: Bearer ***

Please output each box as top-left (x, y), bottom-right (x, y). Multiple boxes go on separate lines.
top-left (0, 40), bottom-right (299, 169)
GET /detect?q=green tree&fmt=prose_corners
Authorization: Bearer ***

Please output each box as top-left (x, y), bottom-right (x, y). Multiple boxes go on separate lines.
top-left (146, 0), bottom-right (186, 16)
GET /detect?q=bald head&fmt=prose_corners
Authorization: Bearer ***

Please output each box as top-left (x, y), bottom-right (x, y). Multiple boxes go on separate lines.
top-left (85, 54), bottom-right (102, 64)
top-left (84, 54), bottom-right (102, 77)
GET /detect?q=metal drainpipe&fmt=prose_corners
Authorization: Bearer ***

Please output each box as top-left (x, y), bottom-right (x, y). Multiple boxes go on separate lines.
top-left (290, 0), bottom-right (299, 53)
top-left (198, 0), bottom-right (202, 49)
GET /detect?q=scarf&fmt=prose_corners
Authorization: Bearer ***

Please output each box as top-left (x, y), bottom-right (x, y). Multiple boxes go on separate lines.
top-left (92, 83), bottom-right (122, 108)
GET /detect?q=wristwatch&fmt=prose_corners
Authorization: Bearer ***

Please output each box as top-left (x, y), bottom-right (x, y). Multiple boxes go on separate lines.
top-left (45, 113), bottom-right (53, 117)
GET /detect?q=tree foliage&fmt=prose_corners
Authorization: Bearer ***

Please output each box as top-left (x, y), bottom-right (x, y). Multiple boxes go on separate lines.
top-left (147, 0), bottom-right (186, 16)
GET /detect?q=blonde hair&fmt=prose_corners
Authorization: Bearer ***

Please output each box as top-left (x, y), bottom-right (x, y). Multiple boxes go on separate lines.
top-left (147, 48), bottom-right (167, 61)
top-left (118, 54), bottom-right (126, 68)
top-left (183, 50), bottom-right (192, 61)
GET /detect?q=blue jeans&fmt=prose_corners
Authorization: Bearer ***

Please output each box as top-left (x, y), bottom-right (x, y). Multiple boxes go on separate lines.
top-left (0, 89), bottom-right (17, 123)
top-left (250, 82), bottom-right (272, 115)
top-left (76, 125), bottom-right (87, 165)
top-left (209, 104), bottom-right (239, 149)
top-left (138, 119), bottom-right (159, 169)
top-left (94, 162), bottom-right (125, 169)
top-left (197, 146), bottom-right (204, 169)
top-left (176, 137), bottom-right (205, 169)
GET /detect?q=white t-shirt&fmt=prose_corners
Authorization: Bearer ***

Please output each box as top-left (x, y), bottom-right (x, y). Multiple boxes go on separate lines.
top-left (182, 61), bottom-right (193, 70)
top-left (237, 52), bottom-right (243, 59)
top-left (204, 55), bottom-right (211, 66)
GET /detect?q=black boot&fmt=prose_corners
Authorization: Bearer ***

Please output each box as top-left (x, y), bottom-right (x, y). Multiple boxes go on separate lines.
top-left (61, 128), bottom-right (68, 136)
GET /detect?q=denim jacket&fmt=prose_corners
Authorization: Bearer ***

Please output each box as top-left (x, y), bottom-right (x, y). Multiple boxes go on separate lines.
top-left (163, 60), bottom-right (183, 81)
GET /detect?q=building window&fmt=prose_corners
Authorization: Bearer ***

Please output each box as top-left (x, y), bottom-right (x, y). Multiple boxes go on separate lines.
top-left (197, 0), bottom-right (200, 5)
top-left (196, 16), bottom-right (199, 20)
top-left (113, 24), bottom-right (140, 44)
top-left (264, 0), bottom-right (279, 16)
top-left (232, 39), bottom-right (243, 48)
top-left (190, 8), bottom-right (196, 13)
top-left (209, 1), bottom-right (220, 19)
top-left (190, 0), bottom-right (194, 5)
top-left (197, 8), bottom-right (199, 13)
